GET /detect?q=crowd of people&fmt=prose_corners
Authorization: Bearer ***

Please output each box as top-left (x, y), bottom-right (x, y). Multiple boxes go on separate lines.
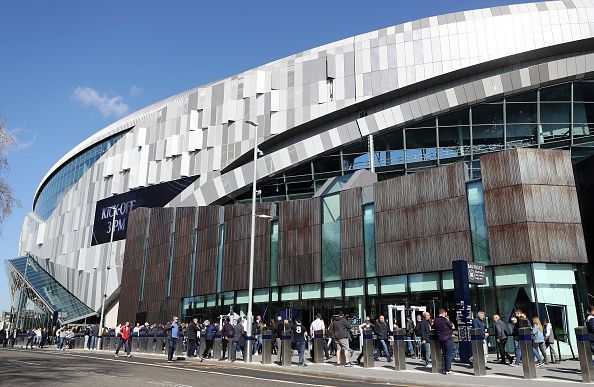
top-left (1, 304), bottom-right (592, 374)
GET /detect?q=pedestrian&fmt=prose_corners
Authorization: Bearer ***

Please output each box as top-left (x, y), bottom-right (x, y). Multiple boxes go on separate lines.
top-left (356, 316), bottom-right (373, 365)
top-left (230, 317), bottom-right (245, 362)
top-left (543, 318), bottom-right (559, 364)
top-left (252, 315), bottom-right (263, 355)
top-left (59, 326), bottom-right (67, 350)
top-left (164, 316), bottom-right (180, 363)
top-left (373, 315), bottom-right (392, 363)
top-left (187, 318), bottom-right (199, 358)
top-left (493, 314), bottom-right (514, 365)
top-left (310, 313), bottom-right (330, 360)
top-left (275, 316), bottom-right (284, 364)
top-left (90, 324), bottom-right (99, 350)
top-left (532, 317), bottom-right (548, 366)
top-left (472, 311), bottom-right (491, 370)
top-left (405, 315), bottom-right (416, 357)
top-left (586, 305), bottom-right (594, 365)
top-left (25, 328), bottom-right (34, 349)
top-left (293, 317), bottom-right (308, 366)
top-left (220, 317), bottom-right (234, 361)
top-left (115, 321), bottom-right (132, 358)
top-left (114, 323), bottom-right (122, 353)
top-left (200, 320), bottom-right (218, 361)
top-left (416, 312), bottom-right (432, 367)
top-left (332, 310), bottom-right (353, 367)
top-left (433, 309), bottom-right (454, 375)
top-left (41, 328), bottom-right (48, 348)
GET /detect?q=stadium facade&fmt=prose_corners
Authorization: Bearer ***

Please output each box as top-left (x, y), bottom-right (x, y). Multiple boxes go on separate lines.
top-left (6, 0), bottom-right (594, 354)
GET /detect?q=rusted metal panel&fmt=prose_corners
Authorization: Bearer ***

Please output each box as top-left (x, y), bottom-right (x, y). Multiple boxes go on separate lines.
top-left (194, 205), bottom-right (222, 296)
top-left (481, 148), bottom-right (587, 265)
top-left (374, 162), bottom-right (472, 276)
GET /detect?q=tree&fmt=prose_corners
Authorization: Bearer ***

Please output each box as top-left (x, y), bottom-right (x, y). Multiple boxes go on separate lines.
top-left (0, 118), bottom-right (19, 234)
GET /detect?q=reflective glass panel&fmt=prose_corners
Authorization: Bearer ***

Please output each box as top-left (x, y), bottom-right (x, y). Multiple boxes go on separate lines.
top-left (363, 204), bottom-right (376, 277)
top-left (467, 181), bottom-right (490, 265)
top-left (322, 193), bottom-right (341, 281)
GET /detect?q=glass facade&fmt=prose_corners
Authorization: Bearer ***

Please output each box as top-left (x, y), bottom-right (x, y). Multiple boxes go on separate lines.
top-left (6, 256), bottom-right (95, 328)
top-left (466, 180), bottom-right (490, 265)
top-left (270, 221), bottom-right (279, 287)
top-left (233, 79), bottom-right (594, 204)
top-left (321, 193), bottom-right (341, 281)
top-left (363, 204), bottom-right (376, 277)
top-left (34, 132), bottom-right (126, 219)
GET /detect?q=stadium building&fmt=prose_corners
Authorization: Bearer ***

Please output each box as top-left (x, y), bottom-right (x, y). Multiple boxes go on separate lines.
top-left (6, 0), bottom-right (594, 355)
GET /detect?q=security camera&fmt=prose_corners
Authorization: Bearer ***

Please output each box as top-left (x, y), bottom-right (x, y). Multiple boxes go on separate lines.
top-left (257, 148), bottom-right (264, 157)
top-left (256, 190), bottom-right (262, 196)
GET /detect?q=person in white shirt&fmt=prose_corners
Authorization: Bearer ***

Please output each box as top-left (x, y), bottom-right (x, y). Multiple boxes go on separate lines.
top-left (543, 318), bottom-right (559, 364)
top-left (310, 313), bottom-right (330, 360)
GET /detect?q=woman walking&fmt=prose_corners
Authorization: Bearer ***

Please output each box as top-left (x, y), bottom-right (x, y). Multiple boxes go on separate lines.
top-left (531, 317), bottom-right (548, 366)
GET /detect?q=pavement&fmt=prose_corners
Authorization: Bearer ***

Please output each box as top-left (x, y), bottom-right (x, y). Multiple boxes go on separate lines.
top-left (0, 345), bottom-right (590, 386)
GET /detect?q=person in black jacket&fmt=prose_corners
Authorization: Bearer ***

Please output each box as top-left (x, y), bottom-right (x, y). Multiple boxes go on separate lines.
top-left (187, 318), bottom-right (199, 358)
top-left (415, 312), bottom-right (432, 367)
top-left (373, 315), bottom-right (392, 362)
top-left (230, 317), bottom-right (245, 362)
top-left (275, 316), bottom-right (284, 364)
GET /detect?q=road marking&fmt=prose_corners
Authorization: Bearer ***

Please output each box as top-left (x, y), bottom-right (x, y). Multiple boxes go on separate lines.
top-left (18, 350), bottom-right (336, 387)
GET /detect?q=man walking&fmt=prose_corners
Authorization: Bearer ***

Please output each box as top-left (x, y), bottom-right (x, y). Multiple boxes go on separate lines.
top-left (220, 317), bottom-right (234, 360)
top-left (310, 313), bottom-right (330, 360)
top-left (115, 321), bottom-right (132, 358)
top-left (493, 314), bottom-right (513, 364)
top-left (165, 316), bottom-right (180, 363)
top-left (201, 320), bottom-right (218, 361)
top-left (230, 317), bottom-right (245, 362)
top-left (373, 315), bottom-right (392, 363)
top-left (187, 318), bottom-right (199, 358)
top-left (433, 309), bottom-right (454, 375)
top-left (586, 305), bottom-right (594, 365)
top-left (293, 317), bottom-right (308, 366)
top-left (416, 312), bottom-right (432, 367)
top-left (405, 315), bottom-right (416, 357)
top-left (472, 311), bottom-right (491, 370)
top-left (332, 310), bottom-right (353, 367)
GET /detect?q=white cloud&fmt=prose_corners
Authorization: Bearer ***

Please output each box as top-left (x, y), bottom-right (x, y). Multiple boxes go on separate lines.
top-left (9, 127), bottom-right (37, 151)
top-left (129, 85), bottom-right (143, 96)
top-left (72, 86), bottom-right (129, 117)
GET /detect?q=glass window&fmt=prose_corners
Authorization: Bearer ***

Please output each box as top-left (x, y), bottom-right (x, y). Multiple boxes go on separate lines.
top-left (506, 103), bottom-right (537, 123)
top-left (322, 194), bottom-right (341, 281)
top-left (301, 283), bottom-right (321, 299)
top-left (313, 155), bottom-right (342, 175)
top-left (440, 108), bottom-right (469, 126)
top-left (222, 291), bottom-right (235, 305)
top-left (363, 204), bottom-right (376, 277)
top-left (507, 90), bottom-right (537, 102)
top-left (541, 123), bottom-right (570, 141)
top-left (540, 83), bottom-right (571, 101)
top-left (541, 103), bottom-right (570, 123)
top-left (367, 278), bottom-right (378, 295)
top-left (324, 281), bottom-right (342, 298)
top-left (472, 125), bottom-right (504, 146)
top-left (573, 81), bottom-right (594, 102)
top-left (405, 127), bottom-right (437, 165)
top-left (409, 272), bottom-right (439, 292)
top-left (270, 287), bottom-right (279, 303)
top-left (270, 221), bottom-right (279, 287)
top-left (506, 124), bottom-right (538, 145)
top-left (380, 275), bottom-right (407, 294)
top-left (573, 102), bottom-right (594, 123)
top-left (216, 224), bottom-right (224, 293)
top-left (236, 290), bottom-right (248, 304)
top-left (472, 103), bottom-right (503, 125)
top-left (344, 279), bottom-right (365, 296)
top-left (441, 271), bottom-right (454, 290)
top-left (253, 288), bottom-right (269, 303)
top-left (467, 181), bottom-right (490, 265)
top-left (374, 128), bottom-right (404, 151)
top-left (281, 285), bottom-right (299, 301)
top-left (206, 294), bottom-right (217, 307)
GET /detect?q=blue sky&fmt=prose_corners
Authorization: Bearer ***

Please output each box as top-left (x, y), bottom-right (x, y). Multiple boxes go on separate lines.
top-left (0, 0), bottom-right (526, 312)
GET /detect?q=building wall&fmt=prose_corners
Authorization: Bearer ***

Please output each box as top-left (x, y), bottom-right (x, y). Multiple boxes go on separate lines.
top-left (573, 154), bottom-right (594, 296)
top-left (481, 148), bottom-right (588, 265)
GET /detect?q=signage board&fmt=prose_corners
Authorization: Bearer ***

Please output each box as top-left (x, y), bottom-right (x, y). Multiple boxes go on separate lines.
top-left (467, 262), bottom-right (486, 285)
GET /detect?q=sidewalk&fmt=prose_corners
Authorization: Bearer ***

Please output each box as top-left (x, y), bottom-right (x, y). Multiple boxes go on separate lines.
top-left (54, 346), bottom-right (587, 386)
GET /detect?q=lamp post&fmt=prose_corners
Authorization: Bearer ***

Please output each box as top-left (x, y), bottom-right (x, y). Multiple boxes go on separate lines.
top-left (243, 119), bottom-right (262, 362)
top-left (98, 205), bottom-right (117, 349)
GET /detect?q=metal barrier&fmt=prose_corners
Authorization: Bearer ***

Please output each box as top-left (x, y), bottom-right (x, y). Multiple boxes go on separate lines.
top-left (176, 335), bottom-right (185, 357)
top-left (261, 330), bottom-right (273, 364)
top-left (575, 326), bottom-right (594, 383)
top-left (213, 333), bottom-right (222, 360)
top-left (470, 328), bottom-right (486, 376)
top-left (199, 334), bottom-right (206, 357)
top-left (139, 333), bottom-right (148, 353)
top-left (519, 327), bottom-right (537, 380)
top-left (429, 329), bottom-right (443, 374)
top-left (362, 329), bottom-right (374, 368)
top-left (312, 330), bottom-right (325, 364)
top-left (156, 334), bottom-right (164, 354)
top-left (281, 329), bottom-right (292, 366)
top-left (393, 329), bottom-right (406, 371)
top-left (132, 334), bottom-right (139, 352)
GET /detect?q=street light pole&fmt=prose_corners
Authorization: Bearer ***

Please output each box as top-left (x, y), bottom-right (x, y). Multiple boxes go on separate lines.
top-left (244, 120), bottom-right (259, 362)
top-left (98, 205), bottom-right (117, 349)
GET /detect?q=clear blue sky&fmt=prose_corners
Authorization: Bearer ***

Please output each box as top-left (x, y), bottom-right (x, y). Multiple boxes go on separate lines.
top-left (0, 0), bottom-right (527, 312)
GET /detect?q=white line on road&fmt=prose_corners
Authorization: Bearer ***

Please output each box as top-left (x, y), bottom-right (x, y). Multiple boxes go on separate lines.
top-left (15, 350), bottom-right (336, 387)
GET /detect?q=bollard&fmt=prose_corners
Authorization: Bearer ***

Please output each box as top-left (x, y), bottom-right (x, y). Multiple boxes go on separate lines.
top-left (519, 327), bottom-right (537, 380)
top-left (132, 334), bottom-right (139, 352)
top-left (313, 330), bottom-right (325, 364)
top-left (470, 328), bottom-right (486, 376)
top-left (281, 329), bottom-right (292, 366)
top-left (101, 333), bottom-right (108, 350)
top-left (261, 330), bottom-right (273, 364)
top-left (575, 326), bottom-right (594, 383)
top-left (156, 334), bottom-right (165, 354)
top-left (429, 329), bottom-right (443, 374)
top-left (213, 333), bottom-right (222, 360)
top-left (139, 332), bottom-right (147, 353)
top-left (176, 335), bottom-right (185, 357)
top-left (109, 332), bottom-right (116, 351)
top-left (200, 333), bottom-right (206, 357)
top-left (393, 329), bottom-right (407, 371)
top-left (362, 328), bottom-right (375, 368)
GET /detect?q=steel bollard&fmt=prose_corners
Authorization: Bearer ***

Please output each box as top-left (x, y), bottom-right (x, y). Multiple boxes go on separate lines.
top-left (261, 330), bottom-right (273, 364)
top-left (176, 335), bottom-right (185, 357)
top-left (575, 326), bottom-right (594, 383)
top-left (429, 329), bottom-right (443, 374)
top-left (470, 328), bottom-right (486, 376)
top-left (213, 333), bottom-right (222, 360)
top-left (156, 335), bottom-right (164, 354)
top-left (393, 329), bottom-right (407, 371)
top-left (139, 333), bottom-right (147, 353)
top-left (362, 329), bottom-right (375, 368)
top-left (132, 335), bottom-right (139, 352)
top-left (101, 334), bottom-right (108, 350)
top-left (281, 329), bottom-right (292, 366)
top-left (200, 333), bottom-right (206, 357)
top-left (519, 327), bottom-right (537, 380)
top-left (313, 330), bottom-right (325, 364)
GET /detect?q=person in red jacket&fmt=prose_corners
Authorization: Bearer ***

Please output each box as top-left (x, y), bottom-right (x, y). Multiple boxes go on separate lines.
top-left (115, 321), bottom-right (132, 358)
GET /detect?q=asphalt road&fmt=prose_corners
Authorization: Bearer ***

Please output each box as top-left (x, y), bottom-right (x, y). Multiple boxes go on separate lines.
top-left (0, 348), bottom-right (403, 387)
